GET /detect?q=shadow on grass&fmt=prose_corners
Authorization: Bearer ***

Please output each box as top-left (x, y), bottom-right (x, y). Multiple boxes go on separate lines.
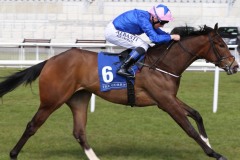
top-left (98, 145), bottom-right (205, 160)
top-left (40, 148), bottom-right (87, 160)
top-left (42, 144), bottom-right (206, 160)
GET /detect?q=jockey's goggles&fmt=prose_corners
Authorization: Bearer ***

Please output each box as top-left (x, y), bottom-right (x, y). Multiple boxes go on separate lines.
top-left (159, 21), bottom-right (169, 25)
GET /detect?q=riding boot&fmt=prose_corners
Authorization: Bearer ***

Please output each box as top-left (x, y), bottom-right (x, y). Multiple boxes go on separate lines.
top-left (117, 49), bottom-right (143, 78)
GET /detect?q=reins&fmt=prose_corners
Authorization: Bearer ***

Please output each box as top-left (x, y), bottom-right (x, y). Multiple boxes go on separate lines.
top-left (141, 30), bottom-right (235, 78)
top-left (142, 38), bottom-right (198, 78)
top-left (142, 40), bottom-right (181, 78)
top-left (137, 62), bottom-right (180, 78)
top-left (149, 40), bottom-right (175, 69)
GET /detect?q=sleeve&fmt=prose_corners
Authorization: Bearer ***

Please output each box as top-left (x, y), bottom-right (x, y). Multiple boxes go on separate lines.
top-left (138, 13), bottom-right (171, 43)
top-left (155, 28), bottom-right (170, 35)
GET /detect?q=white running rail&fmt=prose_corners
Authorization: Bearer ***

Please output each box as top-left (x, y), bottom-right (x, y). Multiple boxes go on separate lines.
top-left (0, 43), bottom-right (238, 113)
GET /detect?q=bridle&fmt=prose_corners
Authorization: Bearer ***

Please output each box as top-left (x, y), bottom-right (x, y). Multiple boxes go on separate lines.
top-left (142, 31), bottom-right (236, 77)
top-left (178, 32), bottom-right (236, 74)
top-left (207, 33), bottom-right (235, 71)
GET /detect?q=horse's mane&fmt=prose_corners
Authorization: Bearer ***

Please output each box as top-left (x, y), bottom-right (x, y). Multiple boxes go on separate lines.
top-left (173, 25), bottom-right (214, 38)
top-left (150, 24), bottom-right (214, 51)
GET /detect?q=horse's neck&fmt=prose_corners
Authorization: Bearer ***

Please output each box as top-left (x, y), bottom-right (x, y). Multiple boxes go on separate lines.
top-left (147, 42), bottom-right (200, 76)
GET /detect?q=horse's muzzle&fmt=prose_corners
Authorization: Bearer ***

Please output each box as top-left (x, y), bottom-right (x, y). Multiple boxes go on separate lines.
top-left (225, 63), bottom-right (239, 75)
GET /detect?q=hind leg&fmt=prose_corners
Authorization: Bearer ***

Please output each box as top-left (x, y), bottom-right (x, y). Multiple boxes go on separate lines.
top-left (66, 90), bottom-right (100, 160)
top-left (10, 103), bottom-right (62, 160)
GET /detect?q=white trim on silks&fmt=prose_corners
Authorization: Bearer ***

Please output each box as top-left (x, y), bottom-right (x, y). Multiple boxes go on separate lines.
top-left (84, 148), bottom-right (100, 160)
top-left (200, 135), bottom-right (212, 148)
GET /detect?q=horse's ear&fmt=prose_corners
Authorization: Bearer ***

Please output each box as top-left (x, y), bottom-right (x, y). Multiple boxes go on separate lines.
top-left (214, 23), bottom-right (218, 30)
top-left (203, 25), bottom-right (206, 30)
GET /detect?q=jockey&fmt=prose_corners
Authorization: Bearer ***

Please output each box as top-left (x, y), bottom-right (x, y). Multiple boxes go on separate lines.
top-left (105, 4), bottom-right (180, 78)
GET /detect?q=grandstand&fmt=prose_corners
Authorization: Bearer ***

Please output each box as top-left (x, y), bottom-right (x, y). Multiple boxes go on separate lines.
top-left (0, 0), bottom-right (239, 43)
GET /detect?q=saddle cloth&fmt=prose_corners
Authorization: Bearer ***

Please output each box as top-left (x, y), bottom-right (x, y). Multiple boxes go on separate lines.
top-left (98, 51), bottom-right (143, 92)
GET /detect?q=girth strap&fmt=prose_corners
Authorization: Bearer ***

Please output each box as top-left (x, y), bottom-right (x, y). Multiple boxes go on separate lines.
top-left (126, 78), bottom-right (135, 107)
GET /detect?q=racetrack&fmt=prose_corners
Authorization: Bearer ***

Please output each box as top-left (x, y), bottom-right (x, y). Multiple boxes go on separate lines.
top-left (0, 68), bottom-right (239, 160)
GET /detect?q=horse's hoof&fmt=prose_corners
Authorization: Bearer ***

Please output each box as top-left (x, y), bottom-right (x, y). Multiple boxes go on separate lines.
top-left (10, 153), bottom-right (18, 160)
top-left (10, 152), bottom-right (18, 160)
top-left (218, 156), bottom-right (227, 160)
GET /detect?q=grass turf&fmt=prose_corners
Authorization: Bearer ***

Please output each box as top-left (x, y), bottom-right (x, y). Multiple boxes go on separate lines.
top-left (0, 68), bottom-right (239, 160)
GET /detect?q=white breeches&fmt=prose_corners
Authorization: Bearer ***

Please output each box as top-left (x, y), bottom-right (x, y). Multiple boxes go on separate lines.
top-left (104, 22), bottom-right (149, 52)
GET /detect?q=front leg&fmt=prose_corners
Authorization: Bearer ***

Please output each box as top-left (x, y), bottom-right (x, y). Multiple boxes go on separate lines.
top-left (176, 99), bottom-right (212, 147)
top-left (157, 97), bottom-right (227, 160)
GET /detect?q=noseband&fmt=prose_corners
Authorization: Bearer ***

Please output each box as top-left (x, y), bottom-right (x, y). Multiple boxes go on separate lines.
top-left (207, 33), bottom-right (235, 73)
top-left (207, 33), bottom-right (235, 64)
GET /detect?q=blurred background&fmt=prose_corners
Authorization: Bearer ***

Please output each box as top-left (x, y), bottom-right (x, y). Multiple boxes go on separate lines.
top-left (0, 0), bottom-right (239, 43)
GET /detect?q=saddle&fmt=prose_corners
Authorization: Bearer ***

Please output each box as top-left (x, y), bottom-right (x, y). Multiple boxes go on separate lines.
top-left (98, 49), bottom-right (145, 107)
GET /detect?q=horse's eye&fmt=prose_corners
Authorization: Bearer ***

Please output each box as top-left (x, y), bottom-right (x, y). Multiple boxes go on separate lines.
top-left (219, 44), bottom-right (225, 48)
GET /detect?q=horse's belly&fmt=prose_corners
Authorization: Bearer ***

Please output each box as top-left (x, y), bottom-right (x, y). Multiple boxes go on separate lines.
top-left (94, 89), bottom-right (157, 107)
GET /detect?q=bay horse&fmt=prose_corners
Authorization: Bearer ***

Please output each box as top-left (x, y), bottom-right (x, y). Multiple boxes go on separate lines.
top-left (0, 23), bottom-right (238, 160)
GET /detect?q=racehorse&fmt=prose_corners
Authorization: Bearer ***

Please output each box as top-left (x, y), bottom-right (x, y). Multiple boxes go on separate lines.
top-left (0, 23), bottom-right (238, 160)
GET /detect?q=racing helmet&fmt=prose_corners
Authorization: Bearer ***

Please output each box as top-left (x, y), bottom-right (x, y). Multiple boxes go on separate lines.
top-left (148, 4), bottom-right (174, 22)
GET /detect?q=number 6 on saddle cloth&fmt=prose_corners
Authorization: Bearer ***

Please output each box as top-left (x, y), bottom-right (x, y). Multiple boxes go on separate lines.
top-left (97, 49), bottom-right (144, 92)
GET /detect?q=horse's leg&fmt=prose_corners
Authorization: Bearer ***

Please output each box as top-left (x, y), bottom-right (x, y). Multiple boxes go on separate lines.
top-left (66, 90), bottom-right (100, 160)
top-left (178, 100), bottom-right (211, 147)
top-left (158, 98), bottom-right (226, 160)
top-left (10, 103), bottom-right (62, 160)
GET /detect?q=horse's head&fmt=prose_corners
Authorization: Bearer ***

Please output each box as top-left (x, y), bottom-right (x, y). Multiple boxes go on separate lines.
top-left (198, 23), bottom-right (239, 74)
top-left (146, 24), bottom-right (238, 77)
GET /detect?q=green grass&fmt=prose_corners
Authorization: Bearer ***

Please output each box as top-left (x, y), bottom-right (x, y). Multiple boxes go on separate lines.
top-left (0, 68), bottom-right (240, 160)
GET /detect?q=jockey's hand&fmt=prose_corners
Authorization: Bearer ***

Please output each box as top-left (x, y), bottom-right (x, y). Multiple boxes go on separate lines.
top-left (171, 34), bottom-right (180, 41)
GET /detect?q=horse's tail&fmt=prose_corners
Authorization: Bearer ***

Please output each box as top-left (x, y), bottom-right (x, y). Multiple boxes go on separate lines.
top-left (0, 60), bottom-right (48, 98)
